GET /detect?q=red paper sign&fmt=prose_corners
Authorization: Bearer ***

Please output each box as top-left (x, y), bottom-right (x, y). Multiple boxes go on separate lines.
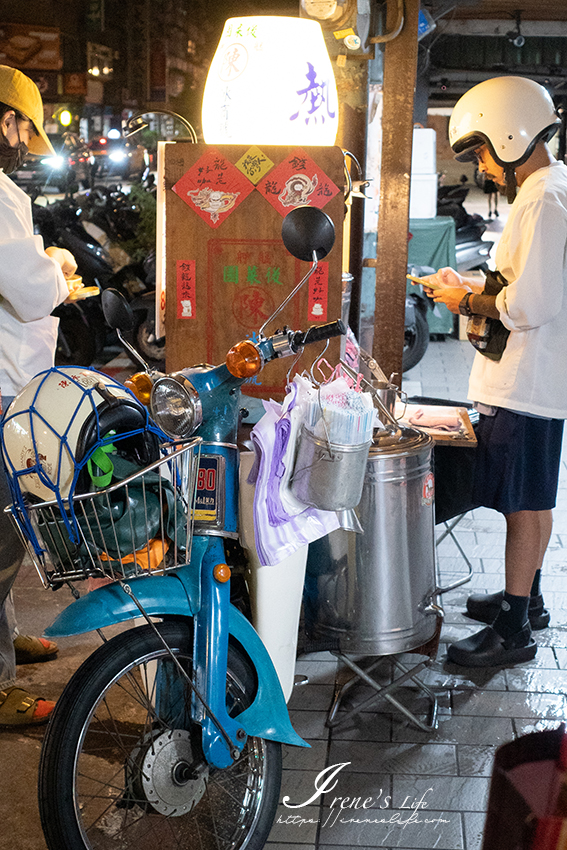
top-left (172, 148), bottom-right (254, 228)
top-left (308, 262), bottom-right (328, 322)
top-left (256, 147), bottom-right (340, 217)
top-left (177, 259), bottom-right (196, 319)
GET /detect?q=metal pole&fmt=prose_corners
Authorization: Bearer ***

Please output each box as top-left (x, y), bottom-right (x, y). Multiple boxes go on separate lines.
top-left (372, 0), bottom-right (420, 384)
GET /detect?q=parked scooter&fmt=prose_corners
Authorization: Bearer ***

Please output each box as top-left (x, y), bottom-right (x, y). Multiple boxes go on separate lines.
top-left (79, 183), bottom-right (164, 368)
top-left (32, 191), bottom-right (155, 366)
top-left (401, 182), bottom-right (494, 372)
top-left (437, 182), bottom-right (494, 272)
top-left (31, 195), bottom-right (105, 366)
top-left (2, 206), bottom-right (345, 850)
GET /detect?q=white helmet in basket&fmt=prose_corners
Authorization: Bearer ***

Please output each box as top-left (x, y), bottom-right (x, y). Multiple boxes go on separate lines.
top-left (1, 366), bottom-right (164, 502)
top-left (449, 76), bottom-right (560, 165)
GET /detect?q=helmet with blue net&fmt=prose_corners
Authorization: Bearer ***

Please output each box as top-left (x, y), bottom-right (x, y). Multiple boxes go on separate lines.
top-left (1, 366), bottom-right (167, 553)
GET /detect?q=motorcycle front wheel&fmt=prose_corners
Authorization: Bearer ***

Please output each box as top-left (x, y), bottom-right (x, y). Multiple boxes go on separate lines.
top-left (39, 621), bottom-right (282, 850)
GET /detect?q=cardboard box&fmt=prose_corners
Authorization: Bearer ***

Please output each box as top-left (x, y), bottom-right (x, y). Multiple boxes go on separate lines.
top-left (409, 172), bottom-right (438, 218)
top-left (412, 127), bottom-right (437, 174)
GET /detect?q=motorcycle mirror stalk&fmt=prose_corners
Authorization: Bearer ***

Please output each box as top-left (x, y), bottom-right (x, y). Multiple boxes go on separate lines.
top-left (258, 206), bottom-right (336, 340)
top-left (225, 206), bottom-right (344, 377)
top-left (101, 287), bottom-right (154, 384)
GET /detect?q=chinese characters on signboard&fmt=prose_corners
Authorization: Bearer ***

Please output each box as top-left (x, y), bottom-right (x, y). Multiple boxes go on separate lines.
top-left (172, 148), bottom-right (253, 228)
top-left (256, 148), bottom-right (340, 216)
top-left (177, 259), bottom-right (196, 319)
top-left (173, 146), bottom-right (339, 228)
top-left (290, 62), bottom-right (336, 128)
top-left (308, 263), bottom-right (329, 322)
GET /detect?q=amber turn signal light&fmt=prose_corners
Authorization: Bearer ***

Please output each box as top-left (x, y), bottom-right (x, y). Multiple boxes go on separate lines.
top-left (226, 341), bottom-right (262, 378)
top-left (124, 372), bottom-right (153, 406)
top-left (213, 563), bottom-right (231, 583)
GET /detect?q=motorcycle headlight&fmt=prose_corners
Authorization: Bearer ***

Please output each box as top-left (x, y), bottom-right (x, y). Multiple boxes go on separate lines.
top-left (150, 374), bottom-right (202, 439)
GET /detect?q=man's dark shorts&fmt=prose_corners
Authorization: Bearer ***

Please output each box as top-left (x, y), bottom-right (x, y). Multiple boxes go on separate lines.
top-left (473, 408), bottom-right (564, 514)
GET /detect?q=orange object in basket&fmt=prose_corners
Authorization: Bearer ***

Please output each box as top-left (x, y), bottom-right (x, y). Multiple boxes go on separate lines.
top-left (99, 537), bottom-right (170, 571)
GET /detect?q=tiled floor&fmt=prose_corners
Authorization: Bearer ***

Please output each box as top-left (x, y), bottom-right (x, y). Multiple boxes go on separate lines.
top-left (269, 336), bottom-right (567, 850)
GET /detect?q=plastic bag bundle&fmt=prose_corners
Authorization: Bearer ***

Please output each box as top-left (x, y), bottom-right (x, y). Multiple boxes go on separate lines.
top-left (247, 377), bottom-right (340, 566)
top-left (305, 376), bottom-right (375, 446)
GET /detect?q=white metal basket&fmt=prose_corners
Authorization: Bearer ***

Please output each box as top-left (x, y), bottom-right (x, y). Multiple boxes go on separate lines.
top-left (7, 439), bottom-right (201, 589)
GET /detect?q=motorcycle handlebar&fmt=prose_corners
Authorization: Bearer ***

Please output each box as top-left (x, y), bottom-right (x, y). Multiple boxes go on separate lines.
top-left (291, 319), bottom-right (346, 351)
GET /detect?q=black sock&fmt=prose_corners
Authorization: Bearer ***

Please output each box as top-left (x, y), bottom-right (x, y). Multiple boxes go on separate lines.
top-left (530, 570), bottom-right (542, 598)
top-left (493, 592), bottom-right (529, 639)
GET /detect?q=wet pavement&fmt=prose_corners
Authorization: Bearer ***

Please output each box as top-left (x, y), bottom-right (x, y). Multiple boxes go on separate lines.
top-left (270, 331), bottom-right (567, 850)
top-left (3, 213), bottom-right (566, 849)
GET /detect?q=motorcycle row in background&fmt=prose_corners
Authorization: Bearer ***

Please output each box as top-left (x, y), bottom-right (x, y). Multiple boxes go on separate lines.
top-left (11, 132), bottom-right (492, 374)
top-left (9, 131), bottom-right (160, 371)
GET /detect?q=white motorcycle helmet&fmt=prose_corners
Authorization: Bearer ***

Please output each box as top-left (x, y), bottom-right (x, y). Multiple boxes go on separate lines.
top-left (1, 366), bottom-right (164, 549)
top-left (449, 76), bottom-right (560, 202)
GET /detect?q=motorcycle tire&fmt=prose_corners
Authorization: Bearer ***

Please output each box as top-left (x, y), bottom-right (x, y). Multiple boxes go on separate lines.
top-left (39, 621), bottom-right (282, 850)
top-left (402, 307), bottom-right (429, 372)
top-left (130, 307), bottom-right (166, 371)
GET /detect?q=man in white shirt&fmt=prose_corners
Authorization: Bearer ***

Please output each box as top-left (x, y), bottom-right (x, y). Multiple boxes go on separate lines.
top-left (0, 65), bottom-right (77, 724)
top-left (424, 76), bottom-right (567, 667)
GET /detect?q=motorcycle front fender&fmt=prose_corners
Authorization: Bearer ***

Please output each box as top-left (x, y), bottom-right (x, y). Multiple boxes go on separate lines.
top-left (44, 544), bottom-right (307, 749)
top-left (405, 295), bottom-right (417, 325)
top-left (228, 605), bottom-right (309, 748)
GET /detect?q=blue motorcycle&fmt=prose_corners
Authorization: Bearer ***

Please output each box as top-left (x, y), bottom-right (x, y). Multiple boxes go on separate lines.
top-left (1, 206), bottom-right (344, 850)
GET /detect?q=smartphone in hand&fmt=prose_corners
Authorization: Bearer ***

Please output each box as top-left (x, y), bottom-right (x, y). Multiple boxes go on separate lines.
top-left (406, 273), bottom-right (436, 292)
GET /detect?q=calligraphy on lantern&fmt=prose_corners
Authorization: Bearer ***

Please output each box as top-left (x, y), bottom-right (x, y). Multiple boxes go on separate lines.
top-left (177, 259), bottom-right (197, 320)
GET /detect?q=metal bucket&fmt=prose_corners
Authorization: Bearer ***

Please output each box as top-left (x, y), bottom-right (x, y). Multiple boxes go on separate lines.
top-left (291, 426), bottom-right (371, 511)
top-left (371, 382), bottom-right (408, 426)
top-left (304, 428), bottom-right (441, 655)
top-left (372, 383), bottom-right (397, 421)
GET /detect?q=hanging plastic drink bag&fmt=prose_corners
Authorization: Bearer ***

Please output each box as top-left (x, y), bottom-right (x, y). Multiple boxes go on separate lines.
top-left (247, 395), bottom-right (340, 566)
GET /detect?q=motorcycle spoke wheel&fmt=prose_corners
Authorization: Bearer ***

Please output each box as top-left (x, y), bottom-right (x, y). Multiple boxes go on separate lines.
top-left (39, 622), bottom-right (281, 850)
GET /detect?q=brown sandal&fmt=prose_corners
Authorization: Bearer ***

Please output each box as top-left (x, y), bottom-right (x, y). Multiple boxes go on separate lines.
top-left (13, 634), bottom-right (58, 664)
top-left (0, 687), bottom-right (56, 726)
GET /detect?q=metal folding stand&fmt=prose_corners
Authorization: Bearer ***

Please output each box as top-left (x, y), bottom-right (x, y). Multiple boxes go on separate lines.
top-left (327, 650), bottom-right (440, 733)
top-left (435, 513), bottom-right (474, 592)
top-left (324, 514), bottom-right (473, 733)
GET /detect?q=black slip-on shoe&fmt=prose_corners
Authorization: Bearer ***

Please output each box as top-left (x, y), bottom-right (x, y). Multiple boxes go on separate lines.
top-left (447, 623), bottom-right (537, 668)
top-left (465, 590), bottom-right (550, 630)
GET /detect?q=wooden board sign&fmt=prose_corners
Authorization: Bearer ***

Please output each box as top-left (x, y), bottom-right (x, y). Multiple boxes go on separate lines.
top-left (163, 143), bottom-right (345, 402)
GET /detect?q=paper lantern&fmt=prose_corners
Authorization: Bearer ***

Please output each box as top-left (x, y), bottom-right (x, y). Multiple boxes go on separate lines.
top-left (202, 16), bottom-right (338, 146)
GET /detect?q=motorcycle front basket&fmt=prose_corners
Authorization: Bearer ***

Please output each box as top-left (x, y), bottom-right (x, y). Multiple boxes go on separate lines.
top-left (7, 438), bottom-right (201, 589)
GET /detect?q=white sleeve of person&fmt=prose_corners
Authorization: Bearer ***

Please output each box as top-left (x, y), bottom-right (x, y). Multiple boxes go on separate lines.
top-left (496, 197), bottom-right (567, 331)
top-left (0, 234), bottom-right (68, 322)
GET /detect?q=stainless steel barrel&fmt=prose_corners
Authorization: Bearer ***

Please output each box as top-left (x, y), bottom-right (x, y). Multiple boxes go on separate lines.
top-left (304, 428), bottom-right (440, 655)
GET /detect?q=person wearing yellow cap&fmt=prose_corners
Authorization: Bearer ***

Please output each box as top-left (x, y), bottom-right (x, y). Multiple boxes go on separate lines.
top-left (0, 65), bottom-right (79, 726)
